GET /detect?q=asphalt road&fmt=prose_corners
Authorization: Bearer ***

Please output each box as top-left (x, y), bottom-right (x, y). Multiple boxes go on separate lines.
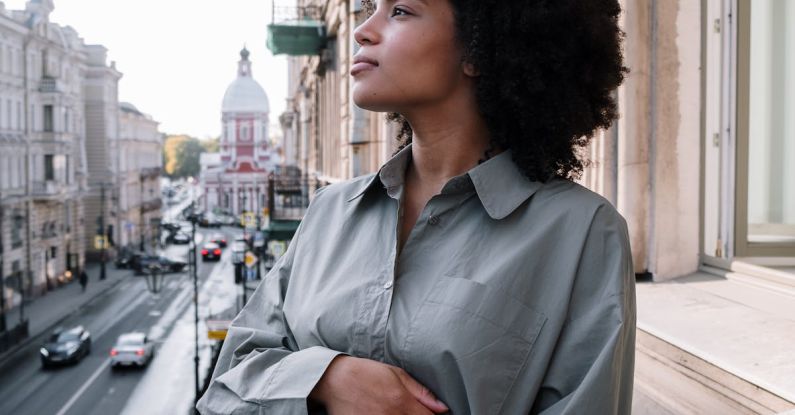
top-left (0, 225), bottom-right (239, 415)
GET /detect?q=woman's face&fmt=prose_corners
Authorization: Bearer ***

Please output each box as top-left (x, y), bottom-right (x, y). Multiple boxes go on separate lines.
top-left (352, 0), bottom-right (468, 113)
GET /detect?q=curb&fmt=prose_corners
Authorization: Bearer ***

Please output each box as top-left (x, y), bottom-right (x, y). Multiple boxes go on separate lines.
top-left (0, 274), bottom-right (128, 369)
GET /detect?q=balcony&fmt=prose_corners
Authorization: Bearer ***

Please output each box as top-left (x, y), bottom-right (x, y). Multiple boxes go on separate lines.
top-left (139, 167), bottom-right (162, 180)
top-left (39, 77), bottom-right (61, 93)
top-left (141, 199), bottom-right (163, 213)
top-left (31, 181), bottom-right (65, 199)
top-left (267, 19), bottom-right (326, 56)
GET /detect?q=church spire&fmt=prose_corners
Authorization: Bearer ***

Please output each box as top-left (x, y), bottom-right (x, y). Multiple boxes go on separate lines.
top-left (238, 46), bottom-right (252, 78)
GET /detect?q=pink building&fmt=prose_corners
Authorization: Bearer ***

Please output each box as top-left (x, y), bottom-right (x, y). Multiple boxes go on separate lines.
top-left (200, 48), bottom-right (276, 215)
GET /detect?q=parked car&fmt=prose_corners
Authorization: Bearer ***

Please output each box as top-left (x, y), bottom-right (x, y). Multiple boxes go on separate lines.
top-left (110, 332), bottom-right (155, 369)
top-left (131, 255), bottom-right (187, 274)
top-left (199, 214), bottom-right (222, 228)
top-left (41, 326), bottom-right (91, 368)
top-left (115, 249), bottom-right (144, 269)
top-left (208, 233), bottom-right (228, 247)
top-left (201, 243), bottom-right (223, 262)
top-left (170, 232), bottom-right (191, 245)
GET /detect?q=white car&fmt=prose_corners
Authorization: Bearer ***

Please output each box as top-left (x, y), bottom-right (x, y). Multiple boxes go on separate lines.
top-left (110, 332), bottom-right (155, 368)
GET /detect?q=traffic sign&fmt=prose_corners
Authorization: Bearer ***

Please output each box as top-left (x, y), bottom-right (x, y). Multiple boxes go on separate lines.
top-left (244, 251), bottom-right (258, 269)
top-left (94, 235), bottom-right (108, 250)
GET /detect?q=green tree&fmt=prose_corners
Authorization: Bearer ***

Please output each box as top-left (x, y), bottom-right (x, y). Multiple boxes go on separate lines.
top-left (163, 135), bottom-right (205, 179)
top-left (200, 137), bottom-right (220, 153)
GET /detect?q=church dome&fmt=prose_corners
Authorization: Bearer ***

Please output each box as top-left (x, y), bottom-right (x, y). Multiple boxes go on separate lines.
top-left (222, 77), bottom-right (270, 113)
top-left (221, 48), bottom-right (270, 114)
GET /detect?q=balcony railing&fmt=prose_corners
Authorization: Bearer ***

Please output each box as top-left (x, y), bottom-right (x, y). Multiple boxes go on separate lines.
top-left (39, 77), bottom-right (61, 93)
top-left (31, 181), bottom-right (64, 197)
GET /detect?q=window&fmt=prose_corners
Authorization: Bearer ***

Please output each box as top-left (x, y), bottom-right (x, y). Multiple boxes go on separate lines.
top-left (17, 102), bottom-right (21, 131)
top-left (43, 105), bottom-right (54, 132)
top-left (735, 0), bottom-right (795, 256)
top-left (44, 155), bottom-right (55, 181)
top-left (11, 209), bottom-right (24, 249)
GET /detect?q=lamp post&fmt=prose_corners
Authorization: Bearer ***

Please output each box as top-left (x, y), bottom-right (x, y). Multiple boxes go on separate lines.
top-left (187, 201), bottom-right (200, 408)
top-left (140, 174), bottom-right (145, 252)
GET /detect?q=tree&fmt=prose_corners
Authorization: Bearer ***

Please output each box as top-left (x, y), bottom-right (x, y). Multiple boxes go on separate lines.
top-left (163, 135), bottom-right (205, 179)
top-left (200, 137), bottom-right (220, 153)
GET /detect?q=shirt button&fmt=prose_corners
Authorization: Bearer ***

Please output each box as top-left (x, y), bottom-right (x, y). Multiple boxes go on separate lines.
top-left (427, 215), bottom-right (440, 225)
top-left (383, 280), bottom-right (393, 289)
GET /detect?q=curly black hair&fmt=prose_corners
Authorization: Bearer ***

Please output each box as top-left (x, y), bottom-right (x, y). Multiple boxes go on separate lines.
top-left (362, 0), bottom-right (627, 182)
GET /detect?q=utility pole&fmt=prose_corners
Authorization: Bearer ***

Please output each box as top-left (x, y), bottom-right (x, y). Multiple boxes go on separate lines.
top-left (99, 183), bottom-right (106, 280)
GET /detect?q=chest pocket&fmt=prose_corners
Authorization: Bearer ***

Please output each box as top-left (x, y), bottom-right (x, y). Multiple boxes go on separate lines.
top-left (402, 276), bottom-right (546, 415)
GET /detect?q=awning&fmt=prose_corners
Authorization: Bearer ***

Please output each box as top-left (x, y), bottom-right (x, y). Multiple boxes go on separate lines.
top-left (264, 219), bottom-right (301, 241)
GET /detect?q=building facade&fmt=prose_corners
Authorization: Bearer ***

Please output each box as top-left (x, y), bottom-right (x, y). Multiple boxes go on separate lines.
top-left (200, 48), bottom-right (275, 216)
top-left (117, 102), bottom-right (162, 251)
top-left (1, 0), bottom-right (88, 301)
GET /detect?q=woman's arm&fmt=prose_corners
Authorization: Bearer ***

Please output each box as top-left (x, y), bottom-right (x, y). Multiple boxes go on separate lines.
top-left (196, 218), bottom-right (345, 415)
top-left (531, 205), bottom-right (637, 415)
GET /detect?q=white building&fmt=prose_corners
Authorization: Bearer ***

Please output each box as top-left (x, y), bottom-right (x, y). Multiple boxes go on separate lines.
top-left (1, 0), bottom-right (88, 300)
top-left (117, 102), bottom-right (162, 251)
top-left (200, 48), bottom-right (276, 215)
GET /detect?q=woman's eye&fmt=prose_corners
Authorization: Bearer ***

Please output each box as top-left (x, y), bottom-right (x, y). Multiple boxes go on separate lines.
top-left (390, 7), bottom-right (410, 17)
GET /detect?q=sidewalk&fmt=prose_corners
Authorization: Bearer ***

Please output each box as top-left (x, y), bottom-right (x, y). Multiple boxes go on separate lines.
top-left (0, 262), bottom-right (131, 367)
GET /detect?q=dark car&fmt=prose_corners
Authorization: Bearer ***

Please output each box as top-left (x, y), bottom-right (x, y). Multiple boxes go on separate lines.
top-left (115, 249), bottom-right (144, 269)
top-left (41, 326), bottom-right (91, 368)
top-left (208, 233), bottom-right (227, 247)
top-left (131, 255), bottom-right (187, 275)
top-left (201, 243), bottom-right (222, 262)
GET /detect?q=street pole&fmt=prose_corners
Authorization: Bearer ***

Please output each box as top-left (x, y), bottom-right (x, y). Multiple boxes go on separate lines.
top-left (191, 200), bottom-right (200, 408)
top-left (100, 183), bottom-right (107, 280)
top-left (255, 186), bottom-right (262, 281)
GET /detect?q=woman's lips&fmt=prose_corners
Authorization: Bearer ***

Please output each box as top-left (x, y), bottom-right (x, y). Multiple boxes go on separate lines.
top-left (351, 56), bottom-right (379, 76)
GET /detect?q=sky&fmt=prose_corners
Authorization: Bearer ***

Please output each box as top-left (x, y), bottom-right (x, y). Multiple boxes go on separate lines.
top-left (5, 0), bottom-right (288, 138)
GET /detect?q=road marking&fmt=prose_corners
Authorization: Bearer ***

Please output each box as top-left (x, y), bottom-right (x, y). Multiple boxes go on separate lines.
top-left (55, 358), bottom-right (111, 415)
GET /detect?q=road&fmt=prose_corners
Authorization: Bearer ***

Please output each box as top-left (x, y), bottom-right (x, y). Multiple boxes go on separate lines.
top-left (0, 221), bottom-right (244, 415)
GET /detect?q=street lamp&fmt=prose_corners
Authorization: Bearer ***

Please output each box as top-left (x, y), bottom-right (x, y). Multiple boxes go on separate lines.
top-left (144, 263), bottom-right (164, 294)
top-left (187, 201), bottom-right (201, 408)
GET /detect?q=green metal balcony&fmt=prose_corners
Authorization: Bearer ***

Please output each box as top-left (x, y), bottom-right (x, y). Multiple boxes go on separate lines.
top-left (267, 19), bottom-right (326, 56)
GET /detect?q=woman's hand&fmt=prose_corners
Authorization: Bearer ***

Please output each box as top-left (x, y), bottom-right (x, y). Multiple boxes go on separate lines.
top-left (310, 355), bottom-right (449, 414)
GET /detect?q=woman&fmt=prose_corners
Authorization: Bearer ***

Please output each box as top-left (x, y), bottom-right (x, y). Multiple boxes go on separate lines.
top-left (198, 0), bottom-right (633, 414)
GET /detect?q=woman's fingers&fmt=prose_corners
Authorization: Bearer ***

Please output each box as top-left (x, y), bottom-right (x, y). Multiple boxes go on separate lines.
top-left (392, 367), bottom-right (449, 414)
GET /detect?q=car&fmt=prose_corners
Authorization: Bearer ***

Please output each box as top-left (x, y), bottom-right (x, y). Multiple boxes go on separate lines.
top-left (208, 233), bottom-right (228, 247)
top-left (199, 214), bottom-right (222, 228)
top-left (201, 243), bottom-right (223, 261)
top-left (115, 249), bottom-right (144, 269)
top-left (41, 326), bottom-right (91, 368)
top-left (160, 221), bottom-right (181, 233)
top-left (170, 232), bottom-right (191, 245)
top-left (110, 332), bottom-right (155, 369)
top-left (131, 255), bottom-right (187, 274)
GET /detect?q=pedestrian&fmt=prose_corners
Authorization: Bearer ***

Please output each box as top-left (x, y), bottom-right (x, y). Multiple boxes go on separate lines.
top-left (79, 269), bottom-right (88, 293)
top-left (199, 1), bottom-right (634, 414)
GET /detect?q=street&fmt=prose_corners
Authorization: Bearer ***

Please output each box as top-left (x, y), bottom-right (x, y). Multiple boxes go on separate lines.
top-left (0, 222), bottom-right (246, 415)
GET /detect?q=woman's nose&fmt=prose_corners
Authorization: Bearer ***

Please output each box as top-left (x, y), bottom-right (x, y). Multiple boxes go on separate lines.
top-left (353, 15), bottom-right (380, 46)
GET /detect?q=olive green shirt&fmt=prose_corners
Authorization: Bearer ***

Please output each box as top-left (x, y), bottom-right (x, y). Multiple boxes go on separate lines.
top-left (197, 145), bottom-right (636, 415)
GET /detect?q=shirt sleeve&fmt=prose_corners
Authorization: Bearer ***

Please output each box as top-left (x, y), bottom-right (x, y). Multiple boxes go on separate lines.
top-left (531, 204), bottom-right (637, 415)
top-left (197, 189), bottom-right (344, 415)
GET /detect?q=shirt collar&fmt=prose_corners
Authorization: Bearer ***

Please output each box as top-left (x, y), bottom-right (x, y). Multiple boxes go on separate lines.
top-left (347, 144), bottom-right (543, 220)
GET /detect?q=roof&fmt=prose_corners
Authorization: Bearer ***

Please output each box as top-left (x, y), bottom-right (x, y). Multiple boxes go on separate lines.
top-left (222, 76), bottom-right (270, 113)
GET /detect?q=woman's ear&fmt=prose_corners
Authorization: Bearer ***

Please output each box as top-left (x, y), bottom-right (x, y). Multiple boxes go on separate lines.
top-left (463, 61), bottom-right (480, 77)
